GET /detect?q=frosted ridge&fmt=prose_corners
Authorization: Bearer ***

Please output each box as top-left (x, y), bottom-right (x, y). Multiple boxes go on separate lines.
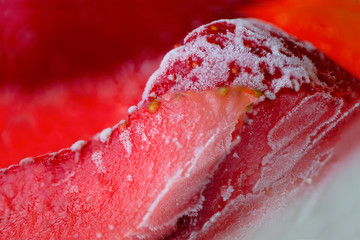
top-left (141, 18), bottom-right (320, 104)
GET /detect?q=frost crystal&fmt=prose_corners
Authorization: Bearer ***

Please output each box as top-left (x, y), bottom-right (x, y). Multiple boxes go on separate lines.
top-left (99, 128), bottom-right (112, 143)
top-left (142, 19), bottom-right (321, 104)
top-left (70, 140), bottom-right (87, 152)
top-left (128, 105), bottom-right (137, 114)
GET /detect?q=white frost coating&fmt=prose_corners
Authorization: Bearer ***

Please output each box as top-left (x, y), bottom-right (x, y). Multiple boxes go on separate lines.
top-left (233, 152), bottom-right (240, 158)
top-left (253, 94), bottom-right (343, 192)
top-left (185, 130), bottom-right (219, 178)
top-left (172, 137), bottom-right (183, 149)
top-left (230, 135), bottom-right (241, 152)
top-left (136, 170), bottom-right (183, 228)
top-left (244, 148), bottom-right (360, 240)
top-left (119, 130), bottom-right (132, 157)
top-left (221, 181), bottom-right (234, 201)
top-left (267, 93), bottom-right (340, 151)
top-left (70, 140), bottom-right (87, 152)
top-left (19, 157), bottom-right (34, 166)
top-left (91, 151), bottom-right (106, 173)
top-left (301, 102), bottom-right (360, 159)
top-left (305, 178), bottom-right (312, 184)
top-left (99, 128), bottom-right (112, 143)
top-left (141, 18), bottom-right (320, 104)
top-left (210, 212), bottom-right (222, 223)
top-left (127, 175), bottom-right (133, 181)
top-left (128, 105), bottom-right (137, 114)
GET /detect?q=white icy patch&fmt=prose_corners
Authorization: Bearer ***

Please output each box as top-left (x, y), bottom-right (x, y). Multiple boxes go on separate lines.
top-left (127, 175), bottom-right (133, 181)
top-left (305, 178), bottom-right (313, 184)
top-left (172, 137), bottom-right (183, 149)
top-left (137, 170), bottom-right (183, 228)
top-left (220, 180), bottom-right (234, 202)
top-left (142, 18), bottom-right (321, 104)
top-left (128, 105), bottom-right (137, 114)
top-left (70, 140), bottom-right (87, 152)
top-left (119, 130), bottom-right (132, 157)
top-left (244, 148), bottom-right (360, 240)
top-left (99, 128), bottom-right (112, 143)
top-left (19, 157), bottom-right (34, 166)
top-left (91, 151), bottom-right (106, 173)
top-left (253, 93), bottom-right (343, 192)
top-left (184, 130), bottom-right (219, 178)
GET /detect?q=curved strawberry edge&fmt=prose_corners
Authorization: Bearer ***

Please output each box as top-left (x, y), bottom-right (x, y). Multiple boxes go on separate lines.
top-left (164, 84), bottom-right (360, 239)
top-left (0, 87), bottom-right (258, 239)
top-left (135, 18), bottom-right (360, 238)
top-left (140, 18), bottom-right (360, 107)
top-left (2, 18), bottom-right (360, 239)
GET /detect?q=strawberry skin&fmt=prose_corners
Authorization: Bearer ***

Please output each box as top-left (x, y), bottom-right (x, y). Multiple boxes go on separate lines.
top-left (0, 88), bottom-right (257, 239)
top-left (142, 19), bottom-right (360, 238)
top-left (240, 0), bottom-right (360, 80)
top-left (1, 18), bottom-right (360, 239)
top-left (0, 0), bottom-right (241, 167)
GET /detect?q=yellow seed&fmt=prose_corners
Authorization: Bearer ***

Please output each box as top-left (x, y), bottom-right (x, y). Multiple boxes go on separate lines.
top-left (246, 103), bottom-right (254, 112)
top-left (245, 43), bottom-right (253, 49)
top-left (174, 43), bottom-right (182, 49)
top-left (191, 61), bottom-right (200, 68)
top-left (148, 100), bottom-right (160, 114)
top-left (231, 67), bottom-right (239, 75)
top-left (168, 74), bottom-right (176, 81)
top-left (217, 87), bottom-right (229, 96)
top-left (118, 120), bottom-right (127, 131)
top-left (210, 25), bottom-right (218, 31)
top-left (172, 94), bottom-right (184, 102)
top-left (253, 89), bottom-right (263, 97)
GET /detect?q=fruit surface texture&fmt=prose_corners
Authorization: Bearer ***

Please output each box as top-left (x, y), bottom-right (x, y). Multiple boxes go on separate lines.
top-left (1, 18), bottom-right (360, 239)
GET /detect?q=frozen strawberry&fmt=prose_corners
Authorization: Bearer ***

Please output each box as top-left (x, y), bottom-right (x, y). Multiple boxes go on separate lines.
top-left (0, 60), bottom-right (155, 168)
top-left (140, 19), bottom-right (360, 238)
top-left (0, 0), bottom-right (242, 167)
top-left (240, 0), bottom-right (360, 80)
top-left (1, 18), bottom-right (360, 239)
top-left (0, 87), bottom-right (257, 239)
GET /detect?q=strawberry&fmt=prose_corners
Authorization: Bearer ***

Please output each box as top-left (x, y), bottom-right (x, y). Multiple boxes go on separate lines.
top-left (0, 62), bottom-right (153, 168)
top-left (240, 0), bottom-right (360, 80)
top-left (0, 87), bottom-right (257, 239)
top-left (0, 0), bottom-right (242, 167)
top-left (141, 19), bottom-right (360, 239)
top-left (1, 18), bottom-right (360, 239)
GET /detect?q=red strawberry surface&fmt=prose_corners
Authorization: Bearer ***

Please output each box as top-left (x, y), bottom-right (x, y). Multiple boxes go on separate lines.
top-left (2, 0), bottom-right (359, 169)
top-left (1, 19), bottom-right (360, 239)
top-left (0, 0), bottom-right (242, 167)
top-left (240, 0), bottom-right (360, 80)
top-left (0, 61), bottom-right (154, 168)
top-left (0, 87), bottom-right (257, 239)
